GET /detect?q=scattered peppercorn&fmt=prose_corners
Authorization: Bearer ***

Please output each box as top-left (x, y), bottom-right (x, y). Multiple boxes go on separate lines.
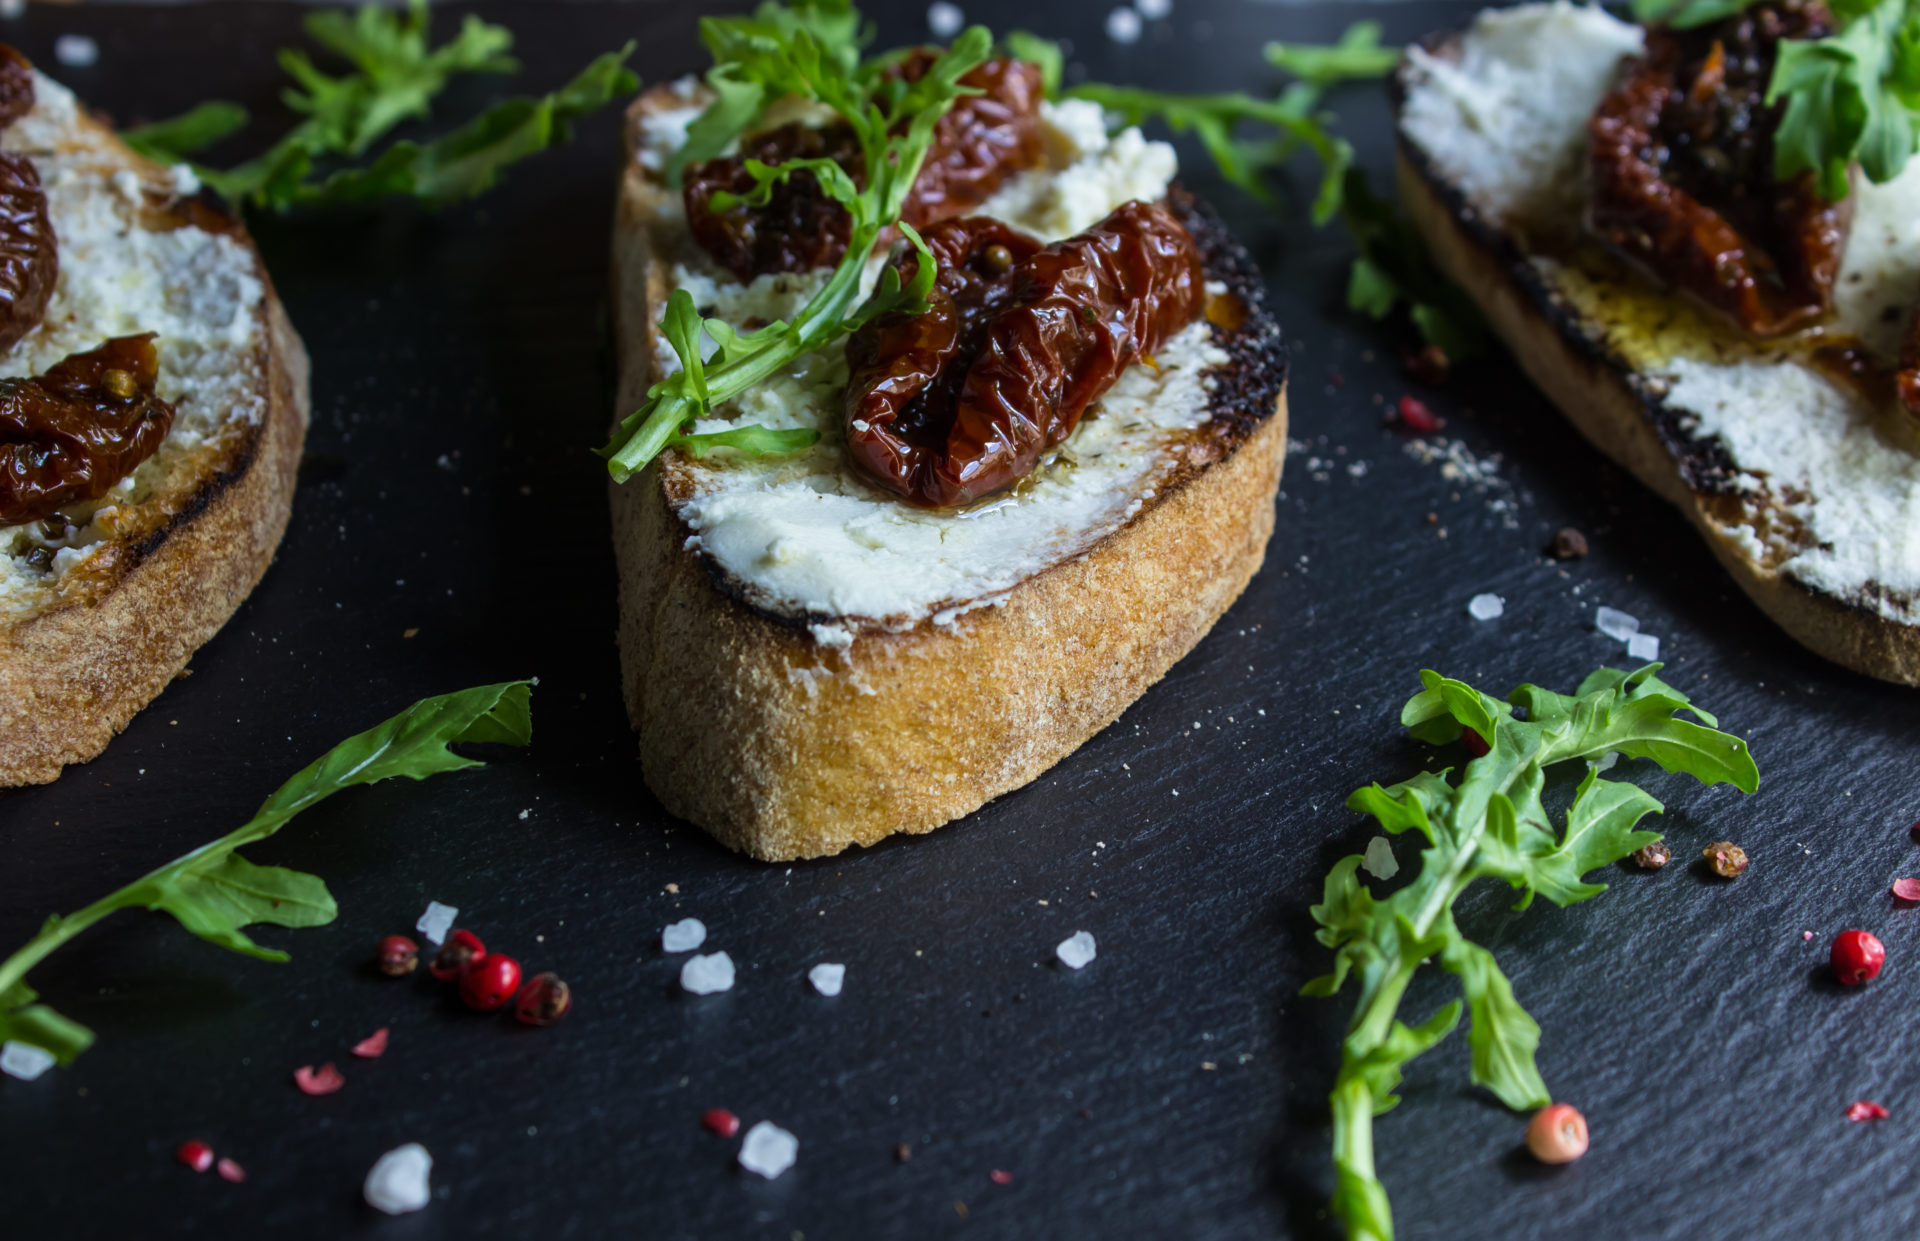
top-left (982, 242), bottom-right (1013, 274)
top-left (702, 1108), bottom-right (741, 1138)
top-left (176, 1140), bottom-right (214, 1173)
top-left (215, 1157), bottom-right (247, 1183)
top-left (895, 1143), bottom-right (913, 1163)
top-left (1395, 394), bottom-right (1443, 433)
top-left (989, 1169), bottom-right (1013, 1185)
top-left (1548, 527), bottom-right (1589, 560)
top-left (459, 953), bottom-right (522, 1012)
top-left (429, 929), bottom-right (485, 981)
top-left (1846, 1100), bottom-right (1890, 1122)
top-left (1525, 1104), bottom-right (1589, 1164)
top-left (1703, 841), bottom-right (1749, 878)
top-left (1831, 930), bottom-right (1886, 986)
top-left (514, 972), bottom-right (571, 1026)
top-left (1632, 841), bottom-right (1671, 870)
top-left (100, 367), bottom-right (137, 400)
top-left (1461, 728), bottom-right (1491, 758)
top-left (1402, 343), bottom-right (1451, 386)
top-left (375, 934), bottom-right (418, 977)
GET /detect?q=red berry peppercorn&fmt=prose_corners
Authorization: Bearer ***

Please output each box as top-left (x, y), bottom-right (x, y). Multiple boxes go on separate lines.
top-left (375, 935), bottom-right (418, 977)
top-left (429, 929), bottom-right (485, 981)
top-left (1526, 1104), bottom-right (1589, 1164)
top-left (1461, 728), bottom-right (1491, 758)
top-left (460, 953), bottom-right (521, 1011)
top-left (176, 1140), bottom-right (215, 1173)
top-left (1831, 930), bottom-right (1886, 985)
top-left (1396, 395), bottom-right (1443, 433)
top-left (702, 1108), bottom-right (741, 1138)
top-left (514, 972), bottom-right (572, 1026)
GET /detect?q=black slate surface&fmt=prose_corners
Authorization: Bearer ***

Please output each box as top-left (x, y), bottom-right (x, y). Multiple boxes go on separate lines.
top-left (4, 2), bottom-right (1920, 1238)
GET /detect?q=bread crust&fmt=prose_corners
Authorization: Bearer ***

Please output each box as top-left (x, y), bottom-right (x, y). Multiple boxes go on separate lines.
top-left (0, 114), bottom-right (311, 784)
top-left (1394, 47), bottom-right (1920, 687)
top-left (610, 87), bottom-right (1289, 860)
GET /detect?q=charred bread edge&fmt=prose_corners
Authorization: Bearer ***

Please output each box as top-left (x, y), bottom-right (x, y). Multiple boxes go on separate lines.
top-left (0, 184), bottom-right (311, 784)
top-left (610, 85), bottom-right (1291, 861)
top-left (1393, 38), bottom-right (1920, 687)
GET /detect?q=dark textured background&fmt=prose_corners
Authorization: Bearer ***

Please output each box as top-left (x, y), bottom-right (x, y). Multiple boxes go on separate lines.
top-left (3, 2), bottom-right (1919, 1237)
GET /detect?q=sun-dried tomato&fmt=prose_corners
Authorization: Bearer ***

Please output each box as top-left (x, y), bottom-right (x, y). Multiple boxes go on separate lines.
top-left (683, 55), bottom-right (1044, 282)
top-left (844, 200), bottom-right (1204, 507)
top-left (1589, 4), bottom-right (1847, 338)
top-left (0, 152), bottom-right (57, 353)
top-left (0, 44), bottom-right (33, 131)
top-left (0, 335), bottom-right (176, 527)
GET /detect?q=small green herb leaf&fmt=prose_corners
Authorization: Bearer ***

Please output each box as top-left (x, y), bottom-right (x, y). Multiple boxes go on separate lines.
top-left (674, 425), bottom-right (822, 458)
top-left (1440, 937), bottom-right (1551, 1111)
top-left (121, 102), bottom-right (251, 162)
top-left (1264, 22), bottom-right (1399, 89)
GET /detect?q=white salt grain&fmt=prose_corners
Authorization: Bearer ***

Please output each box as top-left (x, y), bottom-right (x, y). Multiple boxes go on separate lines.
top-left (927, 1), bottom-right (964, 37)
top-left (0, 1), bottom-right (27, 21)
top-left (661, 918), bottom-right (707, 953)
top-left (808, 963), bottom-right (846, 996)
top-left (414, 901), bottom-right (457, 946)
top-left (363, 1143), bottom-right (433, 1216)
top-left (1467, 593), bottom-right (1504, 621)
top-left (1595, 606), bottom-right (1640, 643)
top-left (1056, 930), bottom-right (1097, 970)
top-left (739, 1121), bottom-right (799, 1179)
top-left (53, 34), bottom-right (97, 67)
top-left (681, 951), bottom-right (735, 995)
top-left (1136, 0), bottom-right (1173, 17)
top-left (1628, 632), bottom-right (1662, 661)
top-left (1, 1040), bottom-right (56, 1081)
top-left (1106, 7), bottom-right (1143, 43)
top-left (1361, 836), bottom-right (1399, 881)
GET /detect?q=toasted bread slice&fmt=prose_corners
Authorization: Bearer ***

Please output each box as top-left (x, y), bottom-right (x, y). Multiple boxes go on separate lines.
top-left (1396, 2), bottom-right (1920, 685)
top-left (610, 83), bottom-right (1289, 860)
top-left (0, 72), bottom-right (310, 783)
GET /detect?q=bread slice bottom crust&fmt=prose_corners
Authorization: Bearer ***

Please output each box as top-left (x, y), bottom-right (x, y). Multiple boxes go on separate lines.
top-left (610, 92), bottom-right (1289, 860)
top-left (1397, 143), bottom-right (1920, 687)
top-left (0, 300), bottom-right (310, 784)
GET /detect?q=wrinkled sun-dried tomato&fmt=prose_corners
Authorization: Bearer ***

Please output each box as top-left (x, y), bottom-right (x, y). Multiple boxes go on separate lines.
top-left (1589, 4), bottom-right (1847, 338)
top-left (0, 335), bottom-right (176, 527)
top-left (0, 43), bottom-right (33, 130)
top-left (683, 55), bottom-right (1044, 281)
top-left (844, 199), bottom-right (1204, 507)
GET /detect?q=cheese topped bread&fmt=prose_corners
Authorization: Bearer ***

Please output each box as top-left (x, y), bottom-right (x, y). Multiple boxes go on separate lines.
top-left (1396, 2), bottom-right (1920, 685)
top-left (0, 64), bottom-right (309, 783)
top-left (610, 72), bottom-right (1289, 860)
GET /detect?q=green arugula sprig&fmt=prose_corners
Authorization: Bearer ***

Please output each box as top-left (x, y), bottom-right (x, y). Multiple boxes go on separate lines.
top-left (1310, 666), bottom-right (1758, 1240)
top-left (0, 682), bottom-right (533, 1068)
top-left (1633, 0), bottom-right (1920, 200)
top-left (122, 0), bottom-right (636, 209)
top-left (598, 6), bottom-right (990, 481)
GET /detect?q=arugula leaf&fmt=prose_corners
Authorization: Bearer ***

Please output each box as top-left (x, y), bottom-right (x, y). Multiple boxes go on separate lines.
top-left (0, 681), bottom-right (532, 1067)
top-left (1263, 22), bottom-right (1399, 89)
top-left (1630, 0), bottom-right (1762, 27)
top-left (1310, 667), bottom-right (1757, 1239)
top-left (600, 20), bottom-right (988, 481)
top-left (121, 102), bottom-right (250, 163)
top-left (1004, 30), bottom-right (1064, 98)
top-left (130, 0), bottom-right (636, 211)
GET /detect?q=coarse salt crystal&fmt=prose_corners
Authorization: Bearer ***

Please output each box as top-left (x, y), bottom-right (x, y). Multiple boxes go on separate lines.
top-left (1627, 633), bottom-right (1661, 661)
top-left (1361, 836), bottom-right (1399, 881)
top-left (415, 901), bottom-right (457, 946)
top-left (681, 951), bottom-right (735, 995)
top-left (1467, 593), bottom-right (1504, 621)
top-left (662, 917), bottom-right (707, 953)
top-left (53, 34), bottom-right (97, 67)
top-left (808, 963), bottom-right (846, 996)
top-left (1595, 606), bottom-right (1639, 643)
top-left (1056, 930), bottom-right (1097, 970)
top-left (0, 0), bottom-right (26, 20)
top-left (363, 1143), bottom-right (433, 1215)
top-left (739, 1121), bottom-right (799, 1179)
top-left (1106, 7), bottom-right (1143, 43)
top-left (1, 1040), bottom-right (56, 1081)
top-left (927, 1), bottom-right (964, 37)
top-left (1136, 0), bottom-right (1172, 17)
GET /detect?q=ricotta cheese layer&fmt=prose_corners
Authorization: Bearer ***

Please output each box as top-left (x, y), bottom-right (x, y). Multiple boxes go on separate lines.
top-left (1401, 2), bottom-right (1920, 623)
top-left (0, 72), bottom-right (266, 611)
top-left (635, 98), bottom-right (1232, 636)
